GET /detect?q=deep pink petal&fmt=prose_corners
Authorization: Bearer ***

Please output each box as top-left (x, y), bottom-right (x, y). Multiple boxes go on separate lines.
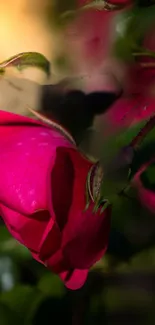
top-left (0, 110), bottom-right (74, 262)
top-left (46, 249), bottom-right (88, 290)
top-left (65, 0), bottom-right (132, 79)
top-left (50, 147), bottom-right (75, 231)
top-left (63, 204), bottom-right (111, 269)
top-left (59, 269), bottom-right (88, 290)
top-left (50, 148), bottom-right (110, 269)
top-left (0, 109), bottom-right (47, 130)
top-left (0, 205), bottom-right (61, 257)
top-left (51, 147), bottom-right (93, 230)
top-left (104, 95), bottom-right (155, 133)
top-left (0, 111), bottom-right (73, 216)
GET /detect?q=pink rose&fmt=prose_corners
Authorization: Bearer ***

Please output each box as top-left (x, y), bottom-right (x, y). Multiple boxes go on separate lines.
top-left (65, 0), bottom-right (131, 87)
top-left (0, 110), bottom-right (110, 290)
top-left (63, 1), bottom-right (154, 136)
top-left (104, 16), bottom-right (155, 132)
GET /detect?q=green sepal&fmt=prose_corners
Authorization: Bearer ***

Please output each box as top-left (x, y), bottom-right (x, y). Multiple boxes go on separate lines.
top-left (0, 52), bottom-right (51, 76)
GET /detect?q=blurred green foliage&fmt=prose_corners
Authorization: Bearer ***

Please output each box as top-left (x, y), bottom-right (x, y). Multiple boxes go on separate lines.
top-left (114, 4), bottom-right (155, 61)
top-left (0, 227), bottom-right (70, 324)
top-left (1, 221), bottom-right (155, 324)
top-left (46, 0), bottom-right (78, 28)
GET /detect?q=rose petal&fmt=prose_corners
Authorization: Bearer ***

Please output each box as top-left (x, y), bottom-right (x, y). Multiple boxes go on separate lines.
top-left (66, 2), bottom-right (117, 75)
top-left (51, 147), bottom-right (75, 231)
top-left (104, 95), bottom-right (155, 133)
top-left (0, 110), bottom-right (73, 216)
top-left (45, 248), bottom-right (88, 289)
top-left (51, 147), bottom-right (93, 230)
top-left (63, 204), bottom-right (111, 269)
top-left (59, 269), bottom-right (88, 290)
top-left (0, 205), bottom-right (61, 257)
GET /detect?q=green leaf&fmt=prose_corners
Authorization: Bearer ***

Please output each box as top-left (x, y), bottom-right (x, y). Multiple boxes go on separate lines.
top-left (114, 5), bottom-right (155, 61)
top-left (0, 52), bottom-right (50, 76)
top-left (99, 146), bottom-right (134, 200)
top-left (97, 123), bottom-right (146, 200)
top-left (100, 118), bottom-right (155, 182)
top-left (97, 116), bottom-right (155, 200)
top-left (99, 120), bottom-right (145, 168)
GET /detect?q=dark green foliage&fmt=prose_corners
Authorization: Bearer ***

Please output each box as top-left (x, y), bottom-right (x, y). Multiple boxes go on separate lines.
top-left (114, 5), bottom-right (155, 61)
top-left (141, 163), bottom-right (155, 191)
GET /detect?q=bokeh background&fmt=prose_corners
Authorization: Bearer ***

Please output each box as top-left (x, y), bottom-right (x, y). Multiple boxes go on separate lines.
top-left (0, 1), bottom-right (155, 324)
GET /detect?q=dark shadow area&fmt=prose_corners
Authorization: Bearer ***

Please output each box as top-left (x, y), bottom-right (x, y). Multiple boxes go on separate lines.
top-left (39, 84), bottom-right (121, 144)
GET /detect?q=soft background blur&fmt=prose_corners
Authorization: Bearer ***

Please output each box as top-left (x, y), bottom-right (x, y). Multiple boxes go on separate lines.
top-left (0, 1), bottom-right (155, 324)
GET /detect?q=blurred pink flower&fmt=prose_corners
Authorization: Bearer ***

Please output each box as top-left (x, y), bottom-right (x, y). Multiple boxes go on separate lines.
top-left (65, 0), bottom-right (131, 93)
top-left (104, 95), bottom-right (155, 131)
top-left (65, 1), bottom-right (155, 130)
top-left (66, 10), bottom-right (115, 72)
top-left (111, 18), bottom-right (155, 123)
top-left (0, 110), bottom-right (110, 290)
top-left (100, 21), bottom-right (155, 135)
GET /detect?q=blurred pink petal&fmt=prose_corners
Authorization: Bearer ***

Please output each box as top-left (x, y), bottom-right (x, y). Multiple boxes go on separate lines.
top-left (104, 95), bottom-right (155, 131)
